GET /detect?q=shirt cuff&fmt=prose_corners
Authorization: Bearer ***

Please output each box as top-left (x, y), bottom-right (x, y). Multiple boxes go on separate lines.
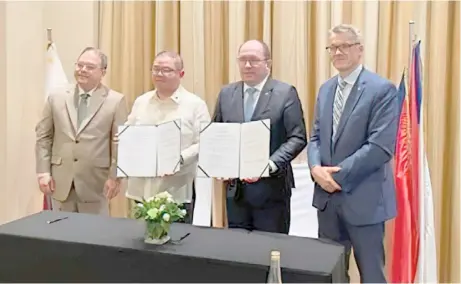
top-left (37, 173), bottom-right (51, 179)
top-left (268, 160), bottom-right (278, 173)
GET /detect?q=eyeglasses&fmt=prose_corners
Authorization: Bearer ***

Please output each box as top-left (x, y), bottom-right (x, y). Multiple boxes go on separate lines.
top-left (151, 68), bottom-right (176, 75)
top-left (325, 43), bottom-right (360, 54)
top-left (236, 58), bottom-right (267, 67)
top-left (75, 62), bottom-right (100, 71)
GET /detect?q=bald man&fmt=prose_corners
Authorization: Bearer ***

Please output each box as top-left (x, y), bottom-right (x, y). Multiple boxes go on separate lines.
top-left (213, 40), bottom-right (307, 234)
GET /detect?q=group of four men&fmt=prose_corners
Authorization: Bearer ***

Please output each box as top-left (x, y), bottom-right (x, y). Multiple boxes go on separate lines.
top-left (35, 24), bottom-right (399, 283)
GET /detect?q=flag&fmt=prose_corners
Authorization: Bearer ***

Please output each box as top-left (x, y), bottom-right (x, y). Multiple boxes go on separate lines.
top-left (45, 42), bottom-right (68, 99)
top-left (413, 41), bottom-right (438, 284)
top-left (43, 41), bottom-right (68, 210)
top-left (390, 40), bottom-right (437, 283)
top-left (391, 69), bottom-right (418, 283)
top-left (396, 71), bottom-right (406, 117)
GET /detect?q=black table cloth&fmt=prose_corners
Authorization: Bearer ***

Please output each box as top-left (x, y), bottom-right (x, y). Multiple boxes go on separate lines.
top-left (0, 211), bottom-right (346, 283)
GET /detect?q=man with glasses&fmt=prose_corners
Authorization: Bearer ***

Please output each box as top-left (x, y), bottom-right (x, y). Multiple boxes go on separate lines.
top-left (35, 47), bottom-right (128, 215)
top-left (307, 24), bottom-right (399, 283)
top-left (213, 40), bottom-right (307, 234)
top-left (123, 51), bottom-right (210, 223)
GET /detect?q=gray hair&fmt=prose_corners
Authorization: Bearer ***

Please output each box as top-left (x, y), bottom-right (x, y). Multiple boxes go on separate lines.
top-left (329, 24), bottom-right (362, 43)
top-left (154, 51), bottom-right (184, 70)
top-left (78, 47), bottom-right (108, 69)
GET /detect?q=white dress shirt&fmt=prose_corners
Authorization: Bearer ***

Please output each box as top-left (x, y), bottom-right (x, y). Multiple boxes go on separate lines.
top-left (124, 85), bottom-right (211, 204)
top-left (77, 86), bottom-right (96, 106)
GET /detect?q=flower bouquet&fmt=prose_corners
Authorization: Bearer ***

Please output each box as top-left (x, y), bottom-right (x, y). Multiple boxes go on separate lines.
top-left (133, 191), bottom-right (187, 245)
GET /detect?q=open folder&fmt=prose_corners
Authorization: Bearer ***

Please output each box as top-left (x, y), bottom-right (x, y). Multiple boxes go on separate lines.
top-left (116, 119), bottom-right (182, 178)
top-left (197, 119), bottom-right (270, 179)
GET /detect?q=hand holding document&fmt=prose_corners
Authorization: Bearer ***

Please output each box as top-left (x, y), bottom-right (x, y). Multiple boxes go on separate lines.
top-left (197, 119), bottom-right (270, 179)
top-left (116, 120), bottom-right (182, 178)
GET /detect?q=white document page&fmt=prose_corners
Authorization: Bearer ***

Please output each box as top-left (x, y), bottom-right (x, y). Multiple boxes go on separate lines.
top-left (239, 119), bottom-right (271, 179)
top-left (192, 177), bottom-right (213, 227)
top-left (157, 120), bottom-right (181, 176)
top-left (116, 125), bottom-right (157, 177)
top-left (197, 122), bottom-right (241, 178)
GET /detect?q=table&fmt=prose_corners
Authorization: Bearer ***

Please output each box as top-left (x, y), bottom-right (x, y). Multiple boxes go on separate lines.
top-left (0, 211), bottom-right (346, 283)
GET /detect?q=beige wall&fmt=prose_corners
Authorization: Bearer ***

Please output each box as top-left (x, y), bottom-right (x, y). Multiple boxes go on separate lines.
top-left (0, 1), bottom-right (99, 224)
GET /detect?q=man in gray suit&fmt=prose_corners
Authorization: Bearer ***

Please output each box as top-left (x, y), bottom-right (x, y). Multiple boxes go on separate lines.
top-left (213, 40), bottom-right (307, 234)
top-left (307, 24), bottom-right (399, 283)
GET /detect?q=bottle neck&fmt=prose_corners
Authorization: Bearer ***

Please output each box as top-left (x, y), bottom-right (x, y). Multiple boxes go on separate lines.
top-left (270, 257), bottom-right (281, 269)
top-left (267, 256), bottom-right (282, 284)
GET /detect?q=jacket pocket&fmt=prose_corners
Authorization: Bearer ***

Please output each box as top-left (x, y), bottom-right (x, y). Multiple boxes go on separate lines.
top-left (51, 156), bottom-right (62, 165)
top-left (93, 158), bottom-right (110, 168)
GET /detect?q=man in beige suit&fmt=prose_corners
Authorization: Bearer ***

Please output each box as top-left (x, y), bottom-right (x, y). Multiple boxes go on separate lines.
top-left (35, 47), bottom-right (128, 215)
top-left (124, 51), bottom-right (210, 223)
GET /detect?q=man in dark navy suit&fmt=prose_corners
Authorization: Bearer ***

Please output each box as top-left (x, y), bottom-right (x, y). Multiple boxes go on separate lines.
top-left (308, 24), bottom-right (399, 283)
top-left (213, 40), bottom-right (307, 234)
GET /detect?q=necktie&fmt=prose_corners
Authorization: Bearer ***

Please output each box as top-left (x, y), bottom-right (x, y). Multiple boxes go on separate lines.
top-left (244, 88), bottom-right (257, 122)
top-left (77, 93), bottom-right (90, 128)
top-left (332, 79), bottom-right (347, 137)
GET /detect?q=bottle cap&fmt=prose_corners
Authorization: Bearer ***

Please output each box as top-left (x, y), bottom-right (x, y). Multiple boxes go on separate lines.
top-left (271, 250), bottom-right (280, 257)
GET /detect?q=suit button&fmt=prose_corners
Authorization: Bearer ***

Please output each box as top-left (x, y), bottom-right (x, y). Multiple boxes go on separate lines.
top-left (75, 140), bottom-right (79, 144)
top-left (74, 158), bottom-right (78, 162)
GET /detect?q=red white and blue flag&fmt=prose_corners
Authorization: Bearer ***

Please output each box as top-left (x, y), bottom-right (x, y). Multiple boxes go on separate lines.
top-left (390, 40), bottom-right (437, 283)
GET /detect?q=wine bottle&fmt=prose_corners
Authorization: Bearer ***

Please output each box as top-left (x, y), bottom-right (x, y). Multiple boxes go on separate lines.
top-left (266, 250), bottom-right (282, 283)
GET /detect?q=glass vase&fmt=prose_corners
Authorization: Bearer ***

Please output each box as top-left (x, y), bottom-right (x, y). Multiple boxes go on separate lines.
top-left (144, 221), bottom-right (171, 245)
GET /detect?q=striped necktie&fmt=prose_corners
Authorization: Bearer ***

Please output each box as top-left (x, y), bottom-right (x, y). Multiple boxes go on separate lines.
top-left (332, 79), bottom-right (347, 137)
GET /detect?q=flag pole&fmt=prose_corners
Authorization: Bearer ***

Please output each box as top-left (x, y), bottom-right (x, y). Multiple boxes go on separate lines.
top-left (409, 21), bottom-right (415, 71)
top-left (46, 28), bottom-right (53, 48)
top-left (46, 28), bottom-right (52, 42)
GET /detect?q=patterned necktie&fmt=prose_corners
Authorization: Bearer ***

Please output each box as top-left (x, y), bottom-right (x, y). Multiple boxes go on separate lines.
top-left (244, 87), bottom-right (257, 122)
top-left (77, 93), bottom-right (90, 128)
top-left (332, 79), bottom-right (347, 136)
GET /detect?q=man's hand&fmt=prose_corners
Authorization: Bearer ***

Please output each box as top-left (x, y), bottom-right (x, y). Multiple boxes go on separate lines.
top-left (311, 166), bottom-right (341, 193)
top-left (241, 177), bottom-right (260, 183)
top-left (104, 178), bottom-right (120, 200)
top-left (38, 174), bottom-right (55, 195)
top-left (113, 133), bottom-right (120, 143)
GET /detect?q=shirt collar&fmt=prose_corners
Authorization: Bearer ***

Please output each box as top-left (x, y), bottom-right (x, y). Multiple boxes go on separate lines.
top-left (152, 85), bottom-right (184, 104)
top-left (338, 64), bottom-right (363, 86)
top-left (78, 85), bottom-right (97, 97)
top-left (244, 75), bottom-right (270, 93)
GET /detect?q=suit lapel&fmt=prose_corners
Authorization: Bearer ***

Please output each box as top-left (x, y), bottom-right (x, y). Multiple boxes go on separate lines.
top-left (333, 74), bottom-right (366, 146)
top-left (323, 81), bottom-right (336, 161)
top-left (231, 82), bottom-right (245, 122)
top-left (77, 85), bottom-right (108, 135)
top-left (251, 78), bottom-right (274, 120)
top-left (65, 86), bottom-right (78, 135)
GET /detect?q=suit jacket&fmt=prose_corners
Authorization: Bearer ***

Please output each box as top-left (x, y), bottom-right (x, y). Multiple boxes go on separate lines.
top-left (35, 84), bottom-right (128, 202)
top-left (213, 78), bottom-right (307, 207)
top-left (307, 68), bottom-right (399, 226)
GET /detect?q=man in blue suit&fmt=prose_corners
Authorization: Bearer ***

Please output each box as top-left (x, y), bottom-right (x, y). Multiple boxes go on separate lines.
top-left (213, 40), bottom-right (307, 234)
top-left (307, 24), bottom-right (399, 283)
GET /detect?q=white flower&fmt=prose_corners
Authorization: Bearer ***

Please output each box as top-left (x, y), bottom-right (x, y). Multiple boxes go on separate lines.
top-left (136, 203), bottom-right (144, 208)
top-left (159, 205), bottom-right (166, 211)
top-left (181, 209), bottom-right (187, 216)
top-left (163, 213), bottom-right (170, 222)
top-left (146, 196), bottom-right (156, 202)
top-left (147, 208), bottom-right (159, 219)
top-left (156, 191), bottom-right (173, 199)
top-left (167, 197), bottom-right (174, 203)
